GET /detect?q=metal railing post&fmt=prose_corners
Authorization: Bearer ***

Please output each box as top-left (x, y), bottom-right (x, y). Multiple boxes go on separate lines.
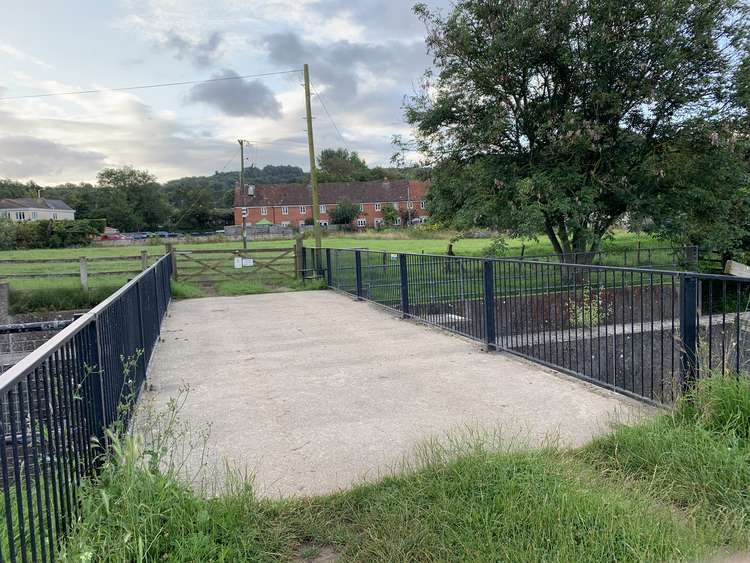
top-left (325, 248), bottom-right (333, 287)
top-left (355, 250), bottom-right (363, 300)
top-left (399, 254), bottom-right (410, 317)
top-left (483, 260), bottom-right (497, 351)
top-left (679, 273), bottom-right (699, 392)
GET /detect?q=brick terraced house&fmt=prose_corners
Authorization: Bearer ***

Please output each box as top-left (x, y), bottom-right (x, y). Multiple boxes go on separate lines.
top-left (233, 179), bottom-right (429, 229)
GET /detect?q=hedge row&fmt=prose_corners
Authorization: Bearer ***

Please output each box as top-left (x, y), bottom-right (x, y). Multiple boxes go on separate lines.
top-left (0, 218), bottom-right (106, 250)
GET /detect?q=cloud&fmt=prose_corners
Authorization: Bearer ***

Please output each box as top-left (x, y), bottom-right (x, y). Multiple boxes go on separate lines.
top-left (0, 136), bottom-right (105, 178)
top-left (186, 69), bottom-right (282, 118)
top-left (158, 29), bottom-right (223, 67)
top-left (0, 43), bottom-right (52, 69)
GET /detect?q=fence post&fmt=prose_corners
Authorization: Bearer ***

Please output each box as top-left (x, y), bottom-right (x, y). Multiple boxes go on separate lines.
top-left (483, 260), bottom-right (497, 351)
top-left (135, 279), bottom-right (147, 378)
top-left (355, 250), bottom-right (363, 300)
top-left (679, 274), bottom-right (699, 392)
top-left (399, 254), bottom-right (410, 317)
top-left (325, 248), bottom-right (332, 287)
top-left (166, 243), bottom-right (177, 280)
top-left (140, 250), bottom-right (149, 271)
top-left (294, 237), bottom-right (303, 279)
top-left (89, 317), bottom-right (108, 450)
top-left (79, 257), bottom-right (89, 291)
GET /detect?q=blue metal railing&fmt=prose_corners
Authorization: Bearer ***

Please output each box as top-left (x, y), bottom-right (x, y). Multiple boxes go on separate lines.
top-left (0, 254), bottom-right (172, 561)
top-left (322, 248), bottom-right (750, 406)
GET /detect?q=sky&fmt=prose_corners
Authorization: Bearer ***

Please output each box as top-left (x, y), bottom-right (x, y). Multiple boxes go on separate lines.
top-left (0, 0), bottom-right (450, 185)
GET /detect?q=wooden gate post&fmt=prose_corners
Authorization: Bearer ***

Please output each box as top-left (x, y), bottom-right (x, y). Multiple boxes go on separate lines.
top-left (166, 243), bottom-right (177, 280)
top-left (140, 250), bottom-right (149, 271)
top-left (79, 257), bottom-right (89, 291)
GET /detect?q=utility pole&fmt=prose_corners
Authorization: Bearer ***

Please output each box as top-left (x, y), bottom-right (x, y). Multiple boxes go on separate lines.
top-left (303, 63), bottom-right (322, 260)
top-left (238, 139), bottom-right (248, 250)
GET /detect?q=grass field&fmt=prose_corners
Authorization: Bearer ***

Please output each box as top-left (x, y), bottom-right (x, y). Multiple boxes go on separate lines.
top-left (1, 230), bottom-right (668, 313)
top-left (57, 374), bottom-right (749, 562)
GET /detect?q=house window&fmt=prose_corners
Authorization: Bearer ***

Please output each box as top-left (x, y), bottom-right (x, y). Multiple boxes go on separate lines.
top-left (52, 212), bottom-right (59, 219)
top-left (299, 205), bottom-right (307, 214)
top-left (281, 221), bottom-right (290, 227)
top-left (320, 204), bottom-right (326, 214)
top-left (407, 201), bottom-right (414, 209)
top-left (15, 211), bottom-right (26, 221)
top-left (281, 206), bottom-right (289, 215)
top-left (32, 211), bottom-right (39, 219)
top-left (374, 202), bottom-right (381, 211)
top-left (394, 217), bottom-right (401, 226)
top-left (420, 200), bottom-right (426, 209)
top-left (392, 202), bottom-right (399, 210)
top-left (299, 220), bottom-right (306, 228)
top-left (374, 218), bottom-right (384, 228)
top-left (359, 203), bottom-right (364, 212)
top-left (356, 218), bottom-right (367, 228)
top-left (260, 207), bottom-right (268, 216)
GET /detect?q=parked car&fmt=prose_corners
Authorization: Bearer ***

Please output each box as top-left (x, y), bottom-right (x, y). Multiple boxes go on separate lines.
top-left (95, 232), bottom-right (130, 241)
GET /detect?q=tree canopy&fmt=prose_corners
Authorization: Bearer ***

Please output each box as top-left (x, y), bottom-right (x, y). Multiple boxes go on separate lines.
top-left (407, 0), bottom-right (750, 255)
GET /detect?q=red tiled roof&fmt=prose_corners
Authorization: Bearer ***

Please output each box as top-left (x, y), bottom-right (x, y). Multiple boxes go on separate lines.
top-left (234, 180), bottom-right (428, 208)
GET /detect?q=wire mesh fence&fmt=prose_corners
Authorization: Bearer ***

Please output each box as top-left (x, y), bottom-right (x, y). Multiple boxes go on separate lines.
top-left (0, 254), bottom-right (172, 562)
top-left (323, 248), bottom-right (749, 406)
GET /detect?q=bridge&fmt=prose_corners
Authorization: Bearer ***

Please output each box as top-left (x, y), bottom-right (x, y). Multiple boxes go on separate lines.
top-left (146, 290), bottom-right (643, 498)
top-left (6, 246), bottom-right (747, 561)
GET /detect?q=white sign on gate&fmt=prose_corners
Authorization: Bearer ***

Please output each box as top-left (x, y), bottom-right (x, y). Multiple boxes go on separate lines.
top-left (242, 258), bottom-right (254, 267)
top-left (233, 257), bottom-right (242, 269)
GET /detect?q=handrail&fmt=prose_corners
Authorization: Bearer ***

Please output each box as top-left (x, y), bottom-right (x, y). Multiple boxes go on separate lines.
top-left (0, 254), bottom-right (170, 391)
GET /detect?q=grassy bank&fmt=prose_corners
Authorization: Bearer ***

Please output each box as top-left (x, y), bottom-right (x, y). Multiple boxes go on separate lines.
top-left (61, 375), bottom-right (750, 562)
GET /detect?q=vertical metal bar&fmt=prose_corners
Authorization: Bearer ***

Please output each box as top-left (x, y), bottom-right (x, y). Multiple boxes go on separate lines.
top-left (27, 371), bottom-right (49, 563)
top-left (483, 261), bottom-right (496, 351)
top-left (7, 387), bottom-right (30, 562)
top-left (0, 394), bottom-right (18, 562)
top-left (325, 248), bottom-right (332, 287)
top-left (399, 254), bottom-right (410, 317)
top-left (16, 383), bottom-right (38, 563)
top-left (680, 274), bottom-right (699, 392)
top-left (355, 250), bottom-right (363, 300)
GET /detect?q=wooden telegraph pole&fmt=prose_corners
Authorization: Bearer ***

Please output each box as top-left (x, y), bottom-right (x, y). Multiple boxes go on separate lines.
top-left (303, 64), bottom-right (322, 263)
top-left (238, 139), bottom-right (248, 250)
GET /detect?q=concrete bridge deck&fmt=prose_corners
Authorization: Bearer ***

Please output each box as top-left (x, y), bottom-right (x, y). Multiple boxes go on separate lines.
top-left (145, 290), bottom-right (648, 498)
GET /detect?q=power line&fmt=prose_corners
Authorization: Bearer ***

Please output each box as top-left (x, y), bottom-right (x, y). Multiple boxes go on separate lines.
top-left (0, 69), bottom-right (304, 101)
top-left (219, 145), bottom-right (238, 173)
top-left (310, 82), bottom-right (351, 151)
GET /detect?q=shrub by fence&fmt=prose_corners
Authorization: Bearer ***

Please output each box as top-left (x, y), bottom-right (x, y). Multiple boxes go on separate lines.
top-left (0, 254), bottom-right (172, 561)
top-left (311, 247), bottom-right (749, 405)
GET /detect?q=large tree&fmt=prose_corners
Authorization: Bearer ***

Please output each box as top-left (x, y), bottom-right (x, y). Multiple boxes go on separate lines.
top-left (96, 167), bottom-right (170, 231)
top-left (406, 0), bottom-right (750, 256)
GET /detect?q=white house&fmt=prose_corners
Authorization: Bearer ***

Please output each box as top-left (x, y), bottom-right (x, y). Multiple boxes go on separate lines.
top-left (0, 198), bottom-right (75, 222)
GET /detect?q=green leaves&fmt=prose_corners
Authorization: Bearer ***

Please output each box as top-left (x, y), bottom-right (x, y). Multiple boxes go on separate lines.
top-left (407, 0), bottom-right (750, 254)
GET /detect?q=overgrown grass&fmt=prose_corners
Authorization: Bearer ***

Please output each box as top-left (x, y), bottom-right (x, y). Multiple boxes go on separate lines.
top-left (169, 280), bottom-right (206, 299)
top-left (583, 374), bottom-right (750, 549)
top-left (60, 374), bottom-right (750, 561)
top-left (215, 278), bottom-right (325, 296)
top-left (9, 285), bottom-right (119, 314)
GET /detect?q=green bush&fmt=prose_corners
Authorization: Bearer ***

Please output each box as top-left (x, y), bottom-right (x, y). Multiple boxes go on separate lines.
top-left (0, 218), bottom-right (16, 250)
top-left (12, 218), bottom-right (106, 249)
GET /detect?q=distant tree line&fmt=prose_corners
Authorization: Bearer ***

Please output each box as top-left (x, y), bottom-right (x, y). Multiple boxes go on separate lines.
top-left (0, 148), bottom-right (428, 234)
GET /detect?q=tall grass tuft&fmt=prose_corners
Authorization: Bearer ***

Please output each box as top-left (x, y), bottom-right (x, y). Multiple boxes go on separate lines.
top-left (583, 373), bottom-right (750, 548)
